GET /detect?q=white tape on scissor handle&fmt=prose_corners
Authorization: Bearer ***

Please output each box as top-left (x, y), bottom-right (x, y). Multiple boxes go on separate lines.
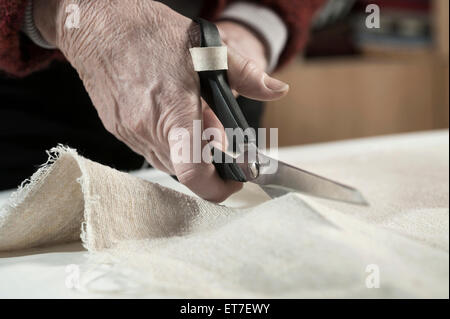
top-left (189, 46), bottom-right (228, 72)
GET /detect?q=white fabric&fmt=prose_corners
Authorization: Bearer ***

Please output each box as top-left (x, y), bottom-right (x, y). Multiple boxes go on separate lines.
top-left (189, 47), bottom-right (228, 72)
top-left (0, 131), bottom-right (448, 298)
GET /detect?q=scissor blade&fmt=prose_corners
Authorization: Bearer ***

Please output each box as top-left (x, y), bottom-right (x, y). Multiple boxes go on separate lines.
top-left (254, 154), bottom-right (368, 205)
top-left (259, 185), bottom-right (291, 199)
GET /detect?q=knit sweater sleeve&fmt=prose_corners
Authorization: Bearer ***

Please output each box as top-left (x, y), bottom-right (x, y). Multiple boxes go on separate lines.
top-left (0, 0), bottom-right (62, 77)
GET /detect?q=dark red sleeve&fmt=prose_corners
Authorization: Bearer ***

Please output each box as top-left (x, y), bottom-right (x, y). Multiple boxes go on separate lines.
top-left (202, 0), bottom-right (326, 69)
top-left (0, 0), bottom-right (63, 77)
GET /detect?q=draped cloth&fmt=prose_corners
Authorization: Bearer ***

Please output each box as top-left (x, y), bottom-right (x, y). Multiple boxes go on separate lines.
top-left (0, 132), bottom-right (448, 298)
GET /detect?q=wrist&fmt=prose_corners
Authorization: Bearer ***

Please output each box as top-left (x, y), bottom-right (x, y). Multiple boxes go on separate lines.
top-left (219, 2), bottom-right (288, 72)
top-left (217, 21), bottom-right (268, 71)
top-left (220, 21), bottom-right (268, 59)
top-left (33, 0), bottom-right (62, 47)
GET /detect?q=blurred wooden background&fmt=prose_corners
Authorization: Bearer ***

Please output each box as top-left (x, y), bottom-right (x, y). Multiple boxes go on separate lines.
top-left (263, 0), bottom-right (449, 146)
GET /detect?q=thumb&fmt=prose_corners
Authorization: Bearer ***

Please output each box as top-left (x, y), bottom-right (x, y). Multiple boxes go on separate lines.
top-left (227, 47), bottom-right (289, 101)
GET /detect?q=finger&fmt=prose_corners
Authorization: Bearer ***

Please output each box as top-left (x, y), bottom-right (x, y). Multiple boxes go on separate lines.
top-left (117, 123), bottom-right (175, 174)
top-left (168, 102), bottom-right (243, 203)
top-left (202, 105), bottom-right (228, 151)
top-left (144, 150), bottom-right (172, 175)
top-left (152, 149), bottom-right (175, 173)
top-left (227, 47), bottom-right (289, 101)
top-left (173, 152), bottom-right (243, 203)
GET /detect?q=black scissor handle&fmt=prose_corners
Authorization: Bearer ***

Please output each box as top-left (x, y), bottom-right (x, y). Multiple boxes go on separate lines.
top-left (194, 18), bottom-right (251, 182)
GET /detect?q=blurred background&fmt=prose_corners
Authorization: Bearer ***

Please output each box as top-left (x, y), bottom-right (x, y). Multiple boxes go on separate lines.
top-left (264, 0), bottom-right (449, 146)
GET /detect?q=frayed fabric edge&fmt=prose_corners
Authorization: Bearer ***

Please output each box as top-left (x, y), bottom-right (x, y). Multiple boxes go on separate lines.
top-left (0, 144), bottom-right (96, 252)
top-left (0, 145), bottom-right (74, 224)
top-left (75, 154), bottom-right (97, 252)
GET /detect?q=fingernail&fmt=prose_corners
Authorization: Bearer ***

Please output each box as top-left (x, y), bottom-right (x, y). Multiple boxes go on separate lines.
top-left (263, 74), bottom-right (289, 92)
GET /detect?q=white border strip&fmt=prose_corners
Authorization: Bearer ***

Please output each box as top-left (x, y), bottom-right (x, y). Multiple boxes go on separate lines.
top-left (189, 47), bottom-right (228, 72)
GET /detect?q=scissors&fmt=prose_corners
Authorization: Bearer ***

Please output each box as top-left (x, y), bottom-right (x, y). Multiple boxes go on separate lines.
top-left (194, 18), bottom-right (368, 205)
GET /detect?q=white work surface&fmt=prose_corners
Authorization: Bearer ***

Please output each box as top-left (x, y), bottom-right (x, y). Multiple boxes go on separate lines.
top-left (0, 131), bottom-right (448, 298)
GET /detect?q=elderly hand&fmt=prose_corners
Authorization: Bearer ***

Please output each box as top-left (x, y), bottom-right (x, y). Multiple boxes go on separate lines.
top-left (34, 0), bottom-right (289, 202)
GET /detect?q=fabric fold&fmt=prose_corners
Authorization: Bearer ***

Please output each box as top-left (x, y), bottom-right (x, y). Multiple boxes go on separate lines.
top-left (0, 146), bottom-right (229, 252)
top-left (0, 136), bottom-right (448, 298)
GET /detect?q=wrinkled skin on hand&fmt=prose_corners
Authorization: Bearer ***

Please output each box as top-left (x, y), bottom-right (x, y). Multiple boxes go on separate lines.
top-left (41, 0), bottom-right (289, 202)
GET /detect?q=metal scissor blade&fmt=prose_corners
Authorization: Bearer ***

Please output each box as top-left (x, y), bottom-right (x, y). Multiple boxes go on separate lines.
top-left (253, 153), bottom-right (368, 206)
top-left (259, 185), bottom-right (291, 199)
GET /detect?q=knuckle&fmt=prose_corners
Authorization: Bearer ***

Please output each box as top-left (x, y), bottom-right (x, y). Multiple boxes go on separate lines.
top-left (177, 168), bottom-right (199, 187)
top-left (242, 59), bottom-right (259, 76)
top-left (236, 59), bottom-right (259, 91)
